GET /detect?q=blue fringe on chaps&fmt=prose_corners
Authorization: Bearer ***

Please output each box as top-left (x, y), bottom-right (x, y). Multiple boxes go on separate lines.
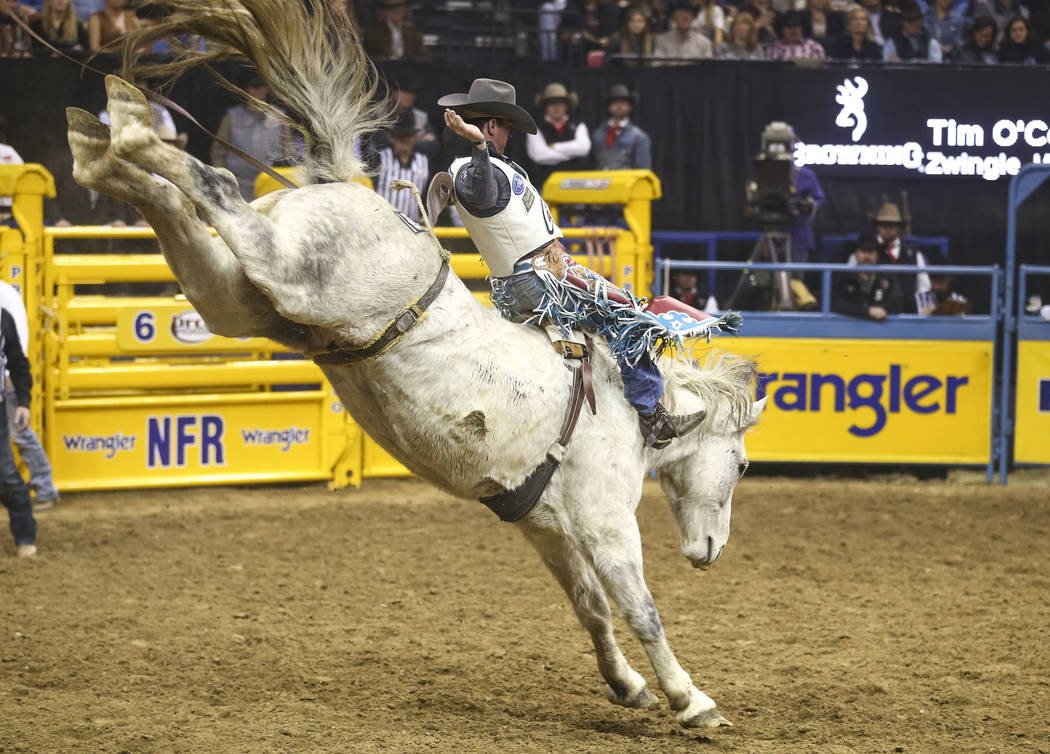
top-left (491, 265), bottom-right (733, 417)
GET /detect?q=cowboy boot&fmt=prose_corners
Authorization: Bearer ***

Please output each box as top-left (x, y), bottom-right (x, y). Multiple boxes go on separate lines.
top-left (638, 403), bottom-right (706, 450)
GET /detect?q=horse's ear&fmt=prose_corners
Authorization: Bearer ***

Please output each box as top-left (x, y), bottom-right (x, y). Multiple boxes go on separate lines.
top-left (750, 396), bottom-right (769, 423)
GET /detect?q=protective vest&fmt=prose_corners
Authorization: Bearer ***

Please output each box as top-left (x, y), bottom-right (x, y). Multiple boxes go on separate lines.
top-left (450, 155), bottom-right (561, 278)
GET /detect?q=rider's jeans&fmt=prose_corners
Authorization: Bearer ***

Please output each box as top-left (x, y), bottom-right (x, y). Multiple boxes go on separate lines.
top-left (494, 272), bottom-right (664, 416)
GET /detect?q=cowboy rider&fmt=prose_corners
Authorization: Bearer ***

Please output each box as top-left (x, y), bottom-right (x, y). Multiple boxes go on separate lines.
top-left (438, 78), bottom-right (701, 449)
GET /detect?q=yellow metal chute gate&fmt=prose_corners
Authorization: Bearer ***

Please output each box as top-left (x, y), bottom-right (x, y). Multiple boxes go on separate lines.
top-left (0, 164), bottom-right (659, 491)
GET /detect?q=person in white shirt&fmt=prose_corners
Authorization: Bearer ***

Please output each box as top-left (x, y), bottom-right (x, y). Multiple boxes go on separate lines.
top-left (0, 281), bottom-right (59, 510)
top-left (0, 114), bottom-right (23, 222)
top-left (525, 83), bottom-right (591, 192)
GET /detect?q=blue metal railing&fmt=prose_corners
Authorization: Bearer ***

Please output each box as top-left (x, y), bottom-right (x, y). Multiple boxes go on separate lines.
top-left (652, 231), bottom-right (951, 299)
top-left (1000, 164), bottom-right (1050, 485)
top-left (656, 258), bottom-right (1000, 340)
top-left (658, 257), bottom-right (1002, 481)
top-left (1017, 265), bottom-right (1050, 341)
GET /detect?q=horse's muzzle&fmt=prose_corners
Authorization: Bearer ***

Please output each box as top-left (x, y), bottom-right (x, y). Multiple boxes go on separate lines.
top-left (687, 536), bottom-right (725, 570)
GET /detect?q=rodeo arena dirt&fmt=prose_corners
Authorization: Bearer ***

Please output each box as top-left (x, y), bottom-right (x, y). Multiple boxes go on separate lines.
top-left (4, 0), bottom-right (1050, 751)
top-left (2, 475), bottom-right (1049, 753)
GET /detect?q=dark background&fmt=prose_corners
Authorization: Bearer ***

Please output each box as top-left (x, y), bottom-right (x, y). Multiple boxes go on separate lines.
top-left (3, 56), bottom-right (1048, 281)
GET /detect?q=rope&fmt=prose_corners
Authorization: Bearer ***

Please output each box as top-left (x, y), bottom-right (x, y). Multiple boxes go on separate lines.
top-left (392, 179), bottom-right (450, 262)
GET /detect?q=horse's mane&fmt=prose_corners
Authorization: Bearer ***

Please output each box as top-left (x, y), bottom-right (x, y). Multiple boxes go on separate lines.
top-left (123, 0), bottom-right (391, 185)
top-left (659, 350), bottom-right (758, 432)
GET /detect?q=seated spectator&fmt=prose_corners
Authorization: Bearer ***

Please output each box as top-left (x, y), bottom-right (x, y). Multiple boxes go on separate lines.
top-left (973, 0), bottom-right (1028, 44)
top-left (609, 7), bottom-right (655, 65)
top-left (717, 11), bottom-right (765, 58)
top-left (579, 0), bottom-right (620, 52)
top-left (957, 16), bottom-right (999, 62)
top-left (591, 84), bottom-right (651, 170)
top-left (800, 0), bottom-right (845, 50)
top-left (917, 253), bottom-right (969, 316)
top-left (72, 0), bottom-right (100, 27)
top-left (362, 0), bottom-right (427, 60)
top-left (923, 0), bottom-right (966, 59)
top-left (833, 233), bottom-right (903, 321)
top-left (630, 0), bottom-right (667, 30)
top-left (860, 0), bottom-right (897, 46)
top-left (825, 6), bottom-right (883, 59)
top-left (0, 0), bottom-right (32, 56)
top-left (87, 0), bottom-right (137, 52)
top-left (997, 17), bottom-right (1050, 63)
top-left (29, 0), bottom-right (86, 55)
top-left (374, 111), bottom-right (428, 223)
top-left (883, 1), bottom-right (942, 61)
top-left (655, 3), bottom-right (713, 62)
top-left (11, 0), bottom-right (39, 24)
top-left (766, 10), bottom-right (827, 59)
top-left (526, 83), bottom-right (591, 191)
top-left (690, 0), bottom-right (726, 44)
top-left (738, 0), bottom-right (780, 45)
top-left (669, 269), bottom-right (708, 309)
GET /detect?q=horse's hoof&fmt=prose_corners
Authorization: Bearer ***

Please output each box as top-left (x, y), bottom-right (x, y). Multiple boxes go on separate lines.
top-left (105, 74), bottom-right (150, 109)
top-left (605, 683), bottom-right (660, 709)
top-left (678, 705), bottom-right (733, 729)
top-left (66, 107), bottom-right (110, 142)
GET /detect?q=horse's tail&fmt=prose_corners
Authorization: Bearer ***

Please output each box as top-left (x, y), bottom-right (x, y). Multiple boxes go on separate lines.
top-left (124, 0), bottom-right (390, 184)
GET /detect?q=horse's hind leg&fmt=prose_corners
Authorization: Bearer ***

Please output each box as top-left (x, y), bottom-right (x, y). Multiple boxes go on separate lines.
top-left (519, 521), bottom-right (658, 710)
top-left (576, 509), bottom-right (731, 729)
top-left (65, 107), bottom-right (278, 338)
top-left (101, 76), bottom-right (317, 325)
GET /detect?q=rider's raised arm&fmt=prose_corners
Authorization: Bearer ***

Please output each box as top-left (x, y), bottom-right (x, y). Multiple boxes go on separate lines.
top-left (453, 146), bottom-right (510, 216)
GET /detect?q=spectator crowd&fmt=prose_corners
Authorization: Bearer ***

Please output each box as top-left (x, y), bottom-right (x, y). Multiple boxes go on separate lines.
top-left (2, 0), bottom-right (1050, 63)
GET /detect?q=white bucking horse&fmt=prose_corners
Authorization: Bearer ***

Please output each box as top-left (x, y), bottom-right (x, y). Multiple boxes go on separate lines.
top-left (65, 0), bottom-right (766, 729)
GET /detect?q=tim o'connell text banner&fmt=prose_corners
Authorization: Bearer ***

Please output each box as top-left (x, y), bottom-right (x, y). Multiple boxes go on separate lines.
top-left (783, 67), bottom-right (1050, 182)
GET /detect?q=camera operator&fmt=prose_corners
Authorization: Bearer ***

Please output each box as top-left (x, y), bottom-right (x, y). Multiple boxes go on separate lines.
top-left (735, 121), bottom-right (822, 310)
top-left (749, 122), bottom-right (824, 263)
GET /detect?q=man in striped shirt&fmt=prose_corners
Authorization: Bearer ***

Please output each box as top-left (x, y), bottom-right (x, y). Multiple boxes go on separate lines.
top-left (375, 110), bottom-right (430, 222)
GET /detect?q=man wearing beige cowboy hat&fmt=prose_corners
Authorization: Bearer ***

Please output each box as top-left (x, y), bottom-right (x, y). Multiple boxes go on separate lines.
top-left (525, 82), bottom-right (591, 190)
top-left (440, 78), bottom-right (734, 449)
top-left (870, 199), bottom-right (930, 313)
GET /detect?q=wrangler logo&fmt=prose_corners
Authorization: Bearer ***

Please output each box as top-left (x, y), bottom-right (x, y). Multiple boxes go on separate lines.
top-left (756, 365), bottom-right (970, 437)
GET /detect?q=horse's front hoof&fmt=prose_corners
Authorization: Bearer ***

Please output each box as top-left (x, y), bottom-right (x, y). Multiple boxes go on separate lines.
top-left (605, 683), bottom-right (659, 709)
top-left (678, 705), bottom-right (733, 729)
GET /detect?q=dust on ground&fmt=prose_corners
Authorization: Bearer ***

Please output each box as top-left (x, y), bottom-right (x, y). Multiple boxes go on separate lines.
top-left (2, 475), bottom-right (1048, 753)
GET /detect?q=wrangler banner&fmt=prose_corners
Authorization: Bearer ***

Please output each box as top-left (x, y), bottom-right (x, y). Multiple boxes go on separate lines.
top-left (1015, 341), bottom-right (1050, 465)
top-left (48, 392), bottom-right (351, 490)
top-left (708, 337), bottom-right (995, 464)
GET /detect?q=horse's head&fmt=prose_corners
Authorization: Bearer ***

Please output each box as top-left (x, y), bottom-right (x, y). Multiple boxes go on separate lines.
top-left (656, 353), bottom-right (765, 570)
